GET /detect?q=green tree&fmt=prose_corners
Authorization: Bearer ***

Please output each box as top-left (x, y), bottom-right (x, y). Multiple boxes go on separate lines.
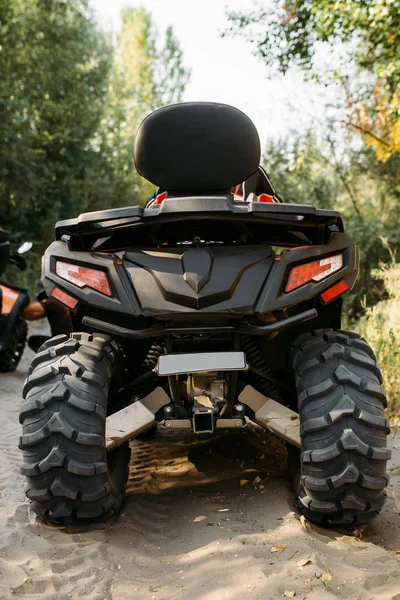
top-left (0, 3), bottom-right (190, 292)
top-left (263, 132), bottom-right (400, 316)
top-left (226, 0), bottom-right (400, 160)
top-left (263, 132), bottom-right (342, 208)
top-left (92, 7), bottom-right (191, 210)
top-left (0, 0), bottom-right (112, 246)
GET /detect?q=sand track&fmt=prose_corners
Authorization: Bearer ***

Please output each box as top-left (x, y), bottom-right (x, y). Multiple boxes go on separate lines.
top-left (0, 329), bottom-right (399, 600)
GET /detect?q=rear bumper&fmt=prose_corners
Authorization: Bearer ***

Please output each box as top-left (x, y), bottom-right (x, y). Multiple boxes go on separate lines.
top-left (82, 308), bottom-right (318, 340)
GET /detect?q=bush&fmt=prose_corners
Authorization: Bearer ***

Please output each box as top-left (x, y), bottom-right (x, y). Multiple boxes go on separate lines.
top-left (355, 264), bottom-right (400, 424)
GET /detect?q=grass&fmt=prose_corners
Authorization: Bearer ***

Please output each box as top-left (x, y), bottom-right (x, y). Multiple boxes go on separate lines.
top-left (355, 264), bottom-right (400, 425)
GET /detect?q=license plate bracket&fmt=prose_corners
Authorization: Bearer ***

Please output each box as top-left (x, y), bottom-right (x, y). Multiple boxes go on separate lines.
top-left (157, 351), bottom-right (247, 376)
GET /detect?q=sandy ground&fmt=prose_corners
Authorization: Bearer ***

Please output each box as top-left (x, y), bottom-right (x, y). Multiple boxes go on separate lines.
top-left (0, 323), bottom-right (400, 600)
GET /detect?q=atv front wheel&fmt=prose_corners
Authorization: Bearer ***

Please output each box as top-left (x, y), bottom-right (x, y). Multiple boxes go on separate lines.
top-left (291, 329), bottom-right (390, 526)
top-left (19, 333), bottom-right (131, 525)
top-left (0, 317), bottom-right (27, 372)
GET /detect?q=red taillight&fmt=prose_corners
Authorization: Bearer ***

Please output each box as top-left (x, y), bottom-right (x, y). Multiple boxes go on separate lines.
top-left (51, 287), bottom-right (78, 309)
top-left (286, 254), bottom-right (343, 292)
top-left (321, 280), bottom-right (349, 304)
top-left (56, 262), bottom-right (112, 297)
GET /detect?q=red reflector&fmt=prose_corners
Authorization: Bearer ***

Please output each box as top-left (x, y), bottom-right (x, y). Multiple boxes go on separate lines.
top-left (151, 191), bottom-right (168, 206)
top-left (51, 287), bottom-right (78, 309)
top-left (258, 193), bottom-right (275, 203)
top-left (321, 280), bottom-right (349, 303)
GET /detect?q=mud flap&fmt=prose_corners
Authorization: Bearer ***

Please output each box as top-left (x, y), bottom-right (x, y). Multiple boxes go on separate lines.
top-left (239, 385), bottom-right (301, 448)
top-left (106, 387), bottom-right (170, 450)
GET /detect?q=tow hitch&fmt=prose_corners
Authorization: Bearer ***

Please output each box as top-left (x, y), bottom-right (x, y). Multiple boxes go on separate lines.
top-left (105, 385), bottom-right (300, 450)
top-left (193, 410), bottom-right (214, 434)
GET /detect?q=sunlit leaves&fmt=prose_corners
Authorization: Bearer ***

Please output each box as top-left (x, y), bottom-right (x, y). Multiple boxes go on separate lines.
top-left (226, 0), bottom-right (400, 160)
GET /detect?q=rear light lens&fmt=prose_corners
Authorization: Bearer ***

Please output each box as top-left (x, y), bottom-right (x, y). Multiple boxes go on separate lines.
top-left (56, 262), bottom-right (112, 297)
top-left (321, 280), bottom-right (349, 304)
top-left (286, 254), bottom-right (343, 292)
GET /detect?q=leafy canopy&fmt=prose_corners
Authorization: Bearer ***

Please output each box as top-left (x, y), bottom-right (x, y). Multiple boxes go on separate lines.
top-left (0, 2), bottom-right (189, 291)
top-left (0, 0), bottom-right (112, 242)
top-left (226, 1), bottom-right (400, 160)
top-left (93, 7), bottom-right (190, 210)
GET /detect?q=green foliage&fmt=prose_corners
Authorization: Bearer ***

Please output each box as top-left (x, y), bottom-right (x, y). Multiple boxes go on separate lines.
top-left (226, 1), bottom-right (400, 160)
top-left (356, 264), bottom-right (400, 423)
top-left (226, 0), bottom-right (400, 89)
top-left (0, 0), bottom-right (112, 248)
top-left (263, 132), bottom-right (342, 208)
top-left (92, 7), bottom-right (190, 211)
top-left (262, 133), bottom-right (400, 317)
top-left (0, 2), bottom-right (189, 293)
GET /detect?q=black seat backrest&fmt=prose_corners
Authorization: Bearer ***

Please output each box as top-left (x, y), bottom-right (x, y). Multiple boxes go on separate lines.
top-left (134, 102), bottom-right (260, 192)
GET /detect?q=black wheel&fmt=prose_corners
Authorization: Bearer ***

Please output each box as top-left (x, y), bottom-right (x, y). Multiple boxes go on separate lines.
top-left (0, 317), bottom-right (27, 372)
top-left (290, 329), bottom-right (390, 526)
top-left (19, 333), bottom-right (131, 525)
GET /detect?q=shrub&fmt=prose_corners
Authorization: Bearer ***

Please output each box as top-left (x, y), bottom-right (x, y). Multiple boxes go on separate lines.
top-left (356, 264), bottom-right (400, 424)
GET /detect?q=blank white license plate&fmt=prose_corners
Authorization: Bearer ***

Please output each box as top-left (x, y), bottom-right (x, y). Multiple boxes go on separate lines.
top-left (157, 352), bottom-right (247, 376)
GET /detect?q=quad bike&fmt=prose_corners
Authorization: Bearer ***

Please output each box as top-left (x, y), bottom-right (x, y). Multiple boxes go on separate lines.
top-left (19, 102), bottom-right (390, 527)
top-left (0, 235), bottom-right (46, 371)
top-left (0, 233), bottom-right (70, 369)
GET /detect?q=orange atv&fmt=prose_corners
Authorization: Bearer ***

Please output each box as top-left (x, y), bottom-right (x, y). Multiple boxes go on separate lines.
top-left (0, 232), bottom-right (45, 371)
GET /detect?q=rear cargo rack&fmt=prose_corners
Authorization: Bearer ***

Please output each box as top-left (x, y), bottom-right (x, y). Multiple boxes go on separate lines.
top-left (55, 197), bottom-right (343, 251)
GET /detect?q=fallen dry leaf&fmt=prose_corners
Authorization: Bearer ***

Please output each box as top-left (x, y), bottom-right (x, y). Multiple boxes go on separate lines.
top-left (240, 479), bottom-right (250, 486)
top-left (299, 515), bottom-right (311, 531)
top-left (270, 544), bottom-right (286, 553)
top-left (218, 508), bottom-right (229, 512)
top-left (193, 515), bottom-right (207, 523)
top-left (297, 557), bottom-right (311, 567)
top-left (322, 573), bottom-right (332, 583)
top-left (352, 528), bottom-right (363, 538)
top-left (253, 476), bottom-right (262, 486)
top-left (283, 591), bottom-right (296, 598)
top-left (395, 551), bottom-right (400, 555)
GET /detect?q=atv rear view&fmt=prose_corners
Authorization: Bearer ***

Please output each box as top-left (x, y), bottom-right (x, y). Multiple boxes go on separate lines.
top-left (19, 102), bottom-right (390, 527)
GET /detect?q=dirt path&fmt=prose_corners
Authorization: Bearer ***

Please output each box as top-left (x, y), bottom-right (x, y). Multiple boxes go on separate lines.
top-left (1, 326), bottom-right (399, 600)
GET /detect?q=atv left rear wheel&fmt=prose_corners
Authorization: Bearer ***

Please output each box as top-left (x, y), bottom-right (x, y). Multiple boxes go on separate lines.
top-left (19, 333), bottom-right (131, 525)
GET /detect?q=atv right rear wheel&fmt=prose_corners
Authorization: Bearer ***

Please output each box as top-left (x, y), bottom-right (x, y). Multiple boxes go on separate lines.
top-left (19, 333), bottom-right (131, 525)
top-left (291, 329), bottom-right (390, 526)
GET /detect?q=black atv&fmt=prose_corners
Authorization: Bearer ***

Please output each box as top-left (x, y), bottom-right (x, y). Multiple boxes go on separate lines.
top-left (19, 102), bottom-right (390, 527)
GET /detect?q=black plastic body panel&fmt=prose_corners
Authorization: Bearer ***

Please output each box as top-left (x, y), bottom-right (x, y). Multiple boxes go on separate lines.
top-left (42, 231), bottom-right (358, 325)
top-left (123, 245), bottom-right (274, 316)
top-left (42, 242), bottom-right (142, 317)
top-left (256, 232), bottom-right (359, 312)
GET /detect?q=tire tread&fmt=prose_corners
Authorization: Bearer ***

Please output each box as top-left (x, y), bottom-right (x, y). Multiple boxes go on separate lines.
top-left (291, 329), bottom-right (390, 526)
